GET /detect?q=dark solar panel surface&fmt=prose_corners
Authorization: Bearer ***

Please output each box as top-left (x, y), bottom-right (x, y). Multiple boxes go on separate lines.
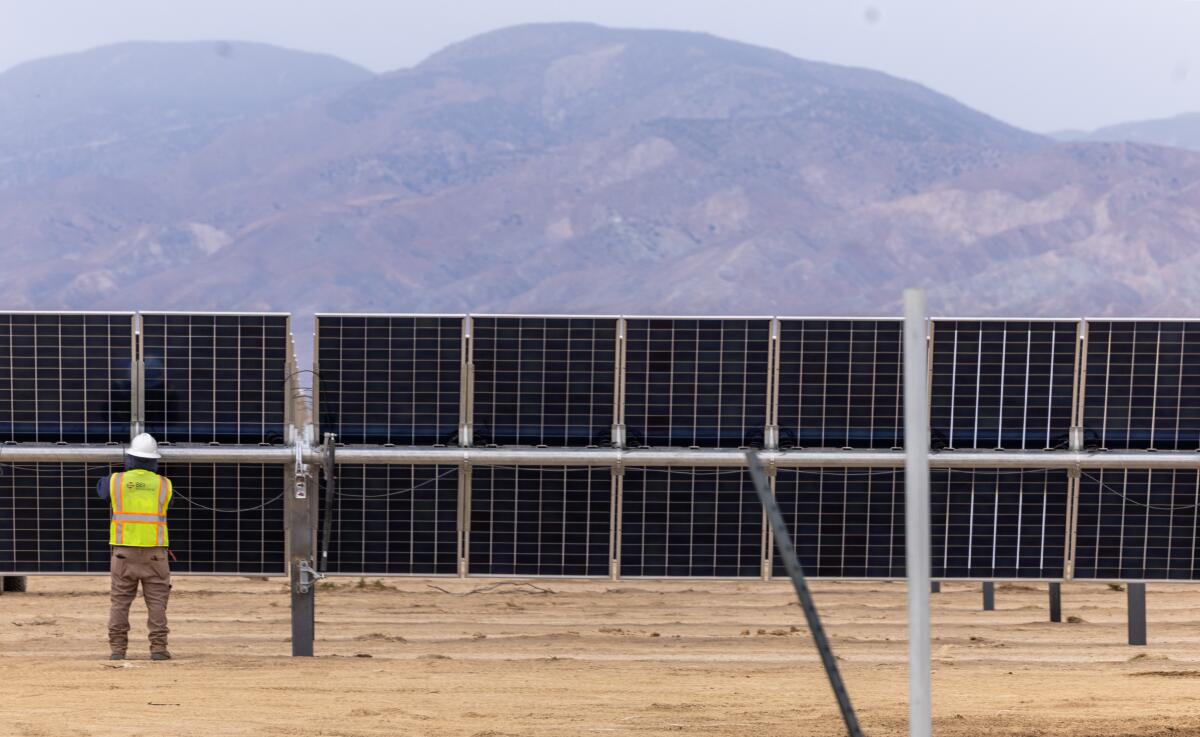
top-left (776, 319), bottom-right (903, 449)
top-left (623, 319), bottom-right (770, 448)
top-left (772, 468), bottom-right (905, 578)
top-left (0, 313), bottom-right (133, 443)
top-left (1074, 469), bottom-right (1200, 580)
top-left (1082, 321), bottom-right (1200, 450)
top-left (0, 462), bottom-right (117, 573)
top-left (142, 314), bottom-right (288, 445)
top-left (930, 321), bottom-right (1076, 450)
top-left (932, 469), bottom-right (1068, 579)
top-left (324, 464), bottom-right (459, 575)
top-left (157, 463), bottom-right (286, 575)
top-left (0, 462), bottom-right (284, 575)
top-left (472, 317), bottom-right (616, 447)
top-left (468, 466), bottom-right (610, 576)
top-left (316, 315), bottom-right (462, 445)
top-left (620, 468), bottom-right (762, 577)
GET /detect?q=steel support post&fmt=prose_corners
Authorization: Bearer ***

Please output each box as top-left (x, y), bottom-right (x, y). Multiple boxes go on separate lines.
top-left (1128, 583), bottom-right (1147, 646)
top-left (903, 289), bottom-right (931, 737)
top-left (982, 582), bottom-right (995, 611)
top-left (1049, 583), bottom-right (1062, 623)
top-left (930, 582), bottom-right (941, 594)
top-left (288, 443), bottom-right (319, 656)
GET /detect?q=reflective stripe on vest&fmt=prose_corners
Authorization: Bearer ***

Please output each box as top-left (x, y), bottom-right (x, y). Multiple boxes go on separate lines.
top-left (109, 470), bottom-right (172, 548)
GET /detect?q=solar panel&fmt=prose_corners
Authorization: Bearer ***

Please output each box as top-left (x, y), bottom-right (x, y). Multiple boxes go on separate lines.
top-left (0, 462), bottom-right (117, 573)
top-left (930, 320), bottom-right (1077, 450)
top-left (157, 463), bottom-right (286, 575)
top-left (932, 469), bottom-right (1068, 579)
top-left (623, 318), bottom-right (770, 448)
top-left (772, 468), bottom-right (905, 578)
top-left (471, 317), bottom-right (616, 447)
top-left (619, 467), bottom-right (762, 577)
top-left (0, 462), bottom-right (284, 575)
top-left (1074, 469), bottom-right (1200, 581)
top-left (316, 315), bottom-right (462, 445)
top-left (776, 319), bottom-right (903, 449)
top-left (1081, 321), bottom-right (1200, 450)
top-left (324, 464), bottom-right (459, 575)
top-left (0, 312), bottom-right (134, 444)
top-left (142, 313), bottom-right (289, 445)
top-left (468, 465), bottom-right (611, 576)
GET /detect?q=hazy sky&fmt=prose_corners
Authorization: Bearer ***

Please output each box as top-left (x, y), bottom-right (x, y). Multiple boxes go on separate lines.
top-left (2, 0), bottom-right (1199, 133)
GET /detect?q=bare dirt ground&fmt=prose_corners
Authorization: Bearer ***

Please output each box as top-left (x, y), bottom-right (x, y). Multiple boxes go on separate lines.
top-left (2, 577), bottom-right (1200, 737)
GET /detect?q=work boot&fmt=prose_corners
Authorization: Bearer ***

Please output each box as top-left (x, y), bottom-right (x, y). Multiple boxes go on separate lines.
top-left (109, 652), bottom-right (125, 661)
top-left (150, 651), bottom-right (171, 661)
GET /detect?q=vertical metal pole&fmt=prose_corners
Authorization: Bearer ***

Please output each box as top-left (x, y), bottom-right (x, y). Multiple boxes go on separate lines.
top-left (1128, 583), bottom-right (1147, 646)
top-left (288, 452), bottom-right (316, 657)
top-left (1049, 582), bottom-right (1062, 623)
top-left (903, 289), bottom-right (932, 737)
top-left (319, 434), bottom-right (336, 572)
top-left (982, 582), bottom-right (995, 611)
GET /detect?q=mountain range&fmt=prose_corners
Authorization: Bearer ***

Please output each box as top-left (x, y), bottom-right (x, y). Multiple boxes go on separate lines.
top-left (4, 22), bottom-right (1200, 331)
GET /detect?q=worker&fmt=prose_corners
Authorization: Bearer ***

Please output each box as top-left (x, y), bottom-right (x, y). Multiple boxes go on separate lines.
top-left (96, 433), bottom-right (173, 661)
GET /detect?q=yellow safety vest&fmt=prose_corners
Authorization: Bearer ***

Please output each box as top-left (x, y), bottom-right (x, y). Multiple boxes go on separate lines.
top-left (109, 469), bottom-right (173, 547)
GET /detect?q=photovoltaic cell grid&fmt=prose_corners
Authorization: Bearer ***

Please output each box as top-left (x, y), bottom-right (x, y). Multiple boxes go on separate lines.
top-left (0, 313), bottom-right (133, 444)
top-left (0, 462), bottom-right (284, 574)
top-left (930, 321), bottom-right (1076, 450)
top-left (1082, 321), bottom-right (1200, 450)
top-left (620, 468), bottom-right (762, 577)
top-left (776, 320), bottom-right (903, 449)
top-left (1074, 469), bottom-right (1200, 580)
top-left (468, 466), bottom-right (611, 576)
top-left (156, 463), bottom-right (286, 574)
top-left (773, 469), bottom-right (905, 578)
top-left (624, 319), bottom-right (770, 448)
top-left (142, 314), bottom-right (288, 445)
top-left (472, 317), bottom-right (616, 447)
top-left (932, 469), bottom-right (1068, 579)
top-left (0, 462), bottom-right (118, 573)
top-left (316, 315), bottom-right (462, 445)
top-left (324, 464), bottom-right (459, 575)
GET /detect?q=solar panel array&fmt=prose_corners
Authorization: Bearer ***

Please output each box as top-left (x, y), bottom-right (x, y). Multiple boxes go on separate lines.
top-left (471, 317), bottom-right (616, 447)
top-left (316, 315), bottom-right (462, 445)
top-left (930, 320), bottom-right (1077, 450)
top-left (776, 319), bottom-right (903, 449)
top-left (0, 313), bottom-right (134, 444)
top-left (9, 312), bottom-right (1200, 583)
top-left (142, 313), bottom-right (289, 445)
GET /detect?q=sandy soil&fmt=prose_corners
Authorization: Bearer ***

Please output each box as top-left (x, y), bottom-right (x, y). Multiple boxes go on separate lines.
top-left (2, 576), bottom-right (1200, 737)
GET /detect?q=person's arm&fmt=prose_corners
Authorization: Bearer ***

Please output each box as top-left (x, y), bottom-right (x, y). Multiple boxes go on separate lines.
top-left (96, 474), bottom-right (110, 500)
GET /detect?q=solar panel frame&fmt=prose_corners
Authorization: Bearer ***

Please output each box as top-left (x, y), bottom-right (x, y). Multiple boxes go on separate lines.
top-left (774, 317), bottom-right (905, 450)
top-left (1073, 468), bottom-right (1200, 581)
top-left (314, 314), bottom-right (464, 446)
top-left (0, 311), bottom-right (135, 444)
top-left (1079, 319), bottom-right (1200, 451)
top-left (619, 466), bottom-right (764, 578)
top-left (467, 465), bottom-right (612, 577)
top-left (622, 316), bottom-right (772, 449)
top-left (929, 318), bottom-right (1078, 451)
top-left (469, 315), bottom-right (618, 448)
top-left (141, 312), bottom-right (291, 445)
top-left (322, 464), bottom-right (460, 576)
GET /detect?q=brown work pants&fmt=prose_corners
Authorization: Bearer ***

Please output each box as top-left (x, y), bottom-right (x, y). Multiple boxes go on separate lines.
top-left (108, 546), bottom-right (171, 655)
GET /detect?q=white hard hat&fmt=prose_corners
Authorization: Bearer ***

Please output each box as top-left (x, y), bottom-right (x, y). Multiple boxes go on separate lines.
top-left (127, 433), bottom-right (162, 459)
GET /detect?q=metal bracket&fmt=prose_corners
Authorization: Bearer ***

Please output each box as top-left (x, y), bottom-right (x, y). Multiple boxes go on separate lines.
top-left (296, 559), bottom-right (325, 594)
